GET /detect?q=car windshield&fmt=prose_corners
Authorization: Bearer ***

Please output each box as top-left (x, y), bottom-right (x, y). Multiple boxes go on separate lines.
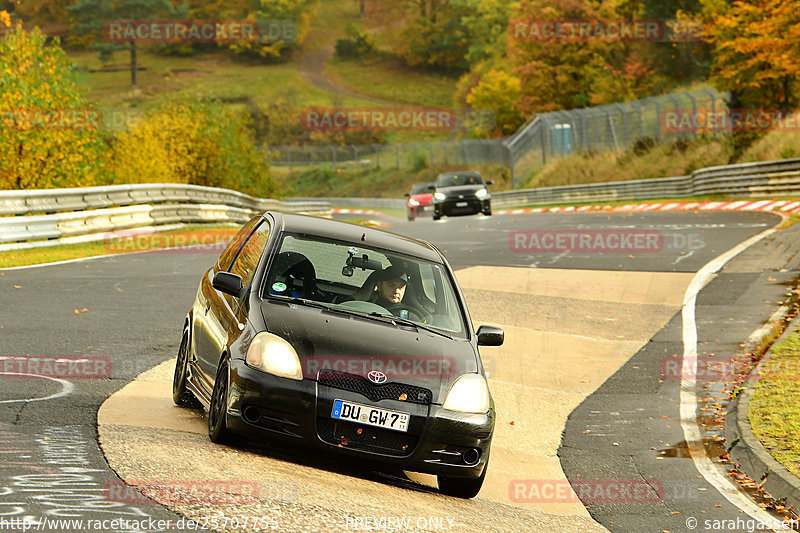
top-left (436, 174), bottom-right (483, 187)
top-left (263, 232), bottom-right (467, 337)
top-left (411, 183), bottom-right (433, 194)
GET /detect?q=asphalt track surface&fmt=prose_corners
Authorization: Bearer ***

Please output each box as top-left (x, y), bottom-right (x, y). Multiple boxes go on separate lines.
top-left (0, 209), bottom-right (793, 532)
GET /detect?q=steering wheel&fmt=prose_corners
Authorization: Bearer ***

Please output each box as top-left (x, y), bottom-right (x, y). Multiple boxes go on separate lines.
top-left (385, 303), bottom-right (433, 324)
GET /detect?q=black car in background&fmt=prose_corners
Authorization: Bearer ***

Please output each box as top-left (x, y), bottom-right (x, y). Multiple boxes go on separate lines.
top-left (430, 171), bottom-right (493, 221)
top-left (173, 212), bottom-right (504, 498)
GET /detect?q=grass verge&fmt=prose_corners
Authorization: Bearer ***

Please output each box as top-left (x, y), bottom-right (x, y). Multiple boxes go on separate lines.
top-left (749, 325), bottom-right (800, 478)
top-left (325, 55), bottom-right (457, 108)
top-left (0, 226), bottom-right (239, 269)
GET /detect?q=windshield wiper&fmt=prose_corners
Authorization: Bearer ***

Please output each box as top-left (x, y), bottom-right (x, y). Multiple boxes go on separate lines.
top-left (368, 312), bottom-right (453, 339)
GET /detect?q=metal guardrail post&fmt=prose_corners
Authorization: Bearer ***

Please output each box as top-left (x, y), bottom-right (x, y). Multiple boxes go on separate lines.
top-left (507, 143), bottom-right (516, 189)
top-left (685, 91), bottom-right (698, 140)
top-left (701, 88), bottom-right (719, 138)
top-left (666, 93), bottom-right (681, 142)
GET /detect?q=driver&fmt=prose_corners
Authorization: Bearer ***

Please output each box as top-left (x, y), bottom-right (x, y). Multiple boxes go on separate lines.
top-left (371, 266), bottom-right (415, 319)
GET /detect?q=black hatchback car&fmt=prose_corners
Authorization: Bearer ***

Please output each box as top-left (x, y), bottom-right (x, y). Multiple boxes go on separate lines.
top-left (431, 171), bottom-right (493, 220)
top-left (173, 212), bottom-right (504, 498)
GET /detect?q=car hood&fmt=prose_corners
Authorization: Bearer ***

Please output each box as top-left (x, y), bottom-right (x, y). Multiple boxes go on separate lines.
top-left (410, 193), bottom-right (433, 203)
top-left (261, 300), bottom-right (478, 404)
top-left (436, 185), bottom-right (487, 197)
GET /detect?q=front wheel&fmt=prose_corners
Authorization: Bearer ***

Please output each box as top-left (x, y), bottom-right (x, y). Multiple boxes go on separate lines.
top-left (483, 210), bottom-right (492, 216)
top-left (432, 213), bottom-right (441, 221)
top-left (208, 359), bottom-right (238, 444)
top-left (173, 329), bottom-right (200, 407)
top-left (437, 463), bottom-right (487, 499)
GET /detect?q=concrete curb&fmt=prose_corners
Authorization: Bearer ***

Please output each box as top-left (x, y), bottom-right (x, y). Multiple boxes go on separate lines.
top-left (725, 297), bottom-right (800, 513)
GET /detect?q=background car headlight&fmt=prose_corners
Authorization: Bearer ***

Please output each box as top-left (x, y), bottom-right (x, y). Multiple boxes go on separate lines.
top-left (434, 192), bottom-right (446, 201)
top-left (475, 188), bottom-right (488, 198)
top-left (408, 198), bottom-right (420, 206)
top-left (442, 374), bottom-right (490, 413)
top-left (246, 332), bottom-right (303, 380)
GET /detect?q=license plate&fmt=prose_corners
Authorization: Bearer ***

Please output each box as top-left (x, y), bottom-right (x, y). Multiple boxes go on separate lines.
top-left (455, 201), bottom-right (468, 207)
top-left (331, 399), bottom-right (410, 433)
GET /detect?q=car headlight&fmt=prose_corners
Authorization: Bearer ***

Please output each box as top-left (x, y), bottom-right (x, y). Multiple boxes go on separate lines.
top-left (408, 198), bottom-right (420, 206)
top-left (475, 188), bottom-right (488, 198)
top-left (434, 192), bottom-right (446, 201)
top-left (246, 332), bottom-right (303, 380)
top-left (442, 374), bottom-right (490, 413)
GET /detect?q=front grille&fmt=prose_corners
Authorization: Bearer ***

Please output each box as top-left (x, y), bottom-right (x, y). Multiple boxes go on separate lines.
top-left (318, 369), bottom-right (432, 405)
top-left (317, 417), bottom-right (419, 456)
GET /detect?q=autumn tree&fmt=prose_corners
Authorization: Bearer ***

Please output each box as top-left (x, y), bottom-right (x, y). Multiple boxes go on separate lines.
top-left (0, 18), bottom-right (107, 189)
top-left (226, 0), bottom-right (317, 61)
top-left (642, 0), bottom-right (710, 82)
top-left (704, 0), bottom-right (800, 109)
top-left (509, 0), bottom-right (664, 115)
top-left (68, 0), bottom-right (187, 86)
top-left (703, 0), bottom-right (800, 152)
top-left (111, 99), bottom-right (279, 198)
top-left (397, 0), bottom-right (472, 72)
top-left (465, 68), bottom-right (525, 136)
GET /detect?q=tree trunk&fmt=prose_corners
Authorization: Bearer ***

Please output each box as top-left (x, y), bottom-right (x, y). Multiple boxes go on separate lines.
top-left (130, 42), bottom-right (137, 87)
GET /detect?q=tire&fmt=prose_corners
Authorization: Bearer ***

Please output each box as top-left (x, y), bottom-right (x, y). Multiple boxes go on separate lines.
top-left (208, 359), bottom-right (238, 444)
top-left (483, 210), bottom-right (492, 216)
top-left (432, 213), bottom-right (441, 221)
top-left (437, 463), bottom-right (487, 499)
top-left (408, 212), bottom-right (415, 221)
top-left (173, 329), bottom-right (200, 407)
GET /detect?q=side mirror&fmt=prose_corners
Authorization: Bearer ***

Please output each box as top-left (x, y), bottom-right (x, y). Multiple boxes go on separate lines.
top-left (477, 325), bottom-right (504, 346)
top-left (404, 192), bottom-right (410, 197)
top-left (485, 180), bottom-right (494, 186)
top-left (427, 185), bottom-right (436, 191)
top-left (213, 271), bottom-right (244, 298)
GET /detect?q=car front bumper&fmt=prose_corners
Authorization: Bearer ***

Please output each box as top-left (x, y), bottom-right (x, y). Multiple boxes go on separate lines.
top-left (226, 358), bottom-right (493, 479)
top-left (434, 198), bottom-right (490, 217)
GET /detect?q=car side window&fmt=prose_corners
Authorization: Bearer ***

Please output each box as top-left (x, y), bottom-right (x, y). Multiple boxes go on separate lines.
top-left (230, 221), bottom-right (271, 286)
top-left (216, 217), bottom-right (262, 272)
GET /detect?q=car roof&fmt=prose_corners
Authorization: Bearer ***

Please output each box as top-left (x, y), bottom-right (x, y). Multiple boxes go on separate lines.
top-left (437, 171), bottom-right (481, 178)
top-left (268, 212), bottom-right (443, 262)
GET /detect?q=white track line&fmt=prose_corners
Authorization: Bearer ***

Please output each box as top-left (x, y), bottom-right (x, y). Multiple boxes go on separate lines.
top-left (679, 226), bottom-right (787, 527)
top-left (0, 373), bottom-right (74, 403)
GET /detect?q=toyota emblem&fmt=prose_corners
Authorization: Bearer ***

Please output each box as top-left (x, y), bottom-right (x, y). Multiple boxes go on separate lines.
top-left (368, 371), bottom-right (387, 384)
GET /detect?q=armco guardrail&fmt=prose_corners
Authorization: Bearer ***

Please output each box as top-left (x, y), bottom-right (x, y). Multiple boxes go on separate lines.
top-left (482, 157), bottom-right (800, 209)
top-left (289, 197), bottom-right (407, 210)
top-left (0, 184), bottom-right (330, 250)
top-left (298, 157), bottom-right (800, 211)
